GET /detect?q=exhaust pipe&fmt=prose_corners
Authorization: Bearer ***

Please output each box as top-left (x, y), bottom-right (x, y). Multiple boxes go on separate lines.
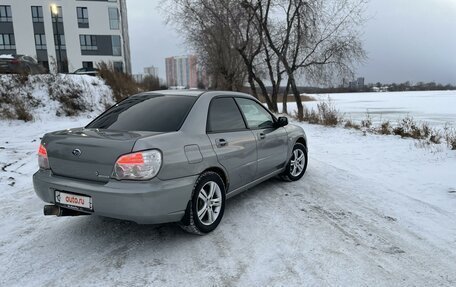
top-left (43, 205), bottom-right (89, 217)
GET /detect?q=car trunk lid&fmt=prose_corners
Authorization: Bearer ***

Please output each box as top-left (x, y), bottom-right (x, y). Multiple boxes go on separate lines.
top-left (43, 128), bottom-right (161, 183)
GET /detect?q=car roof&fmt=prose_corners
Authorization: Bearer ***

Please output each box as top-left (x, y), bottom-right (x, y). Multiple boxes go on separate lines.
top-left (139, 90), bottom-right (256, 99)
top-left (141, 90), bottom-right (205, 97)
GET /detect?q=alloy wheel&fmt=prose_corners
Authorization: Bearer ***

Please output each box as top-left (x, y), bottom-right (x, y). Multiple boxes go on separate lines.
top-left (196, 181), bottom-right (222, 226)
top-left (290, 149), bottom-right (306, 177)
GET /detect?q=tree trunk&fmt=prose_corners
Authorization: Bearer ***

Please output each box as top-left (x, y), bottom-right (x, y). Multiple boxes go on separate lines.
top-left (282, 79), bottom-right (291, 114)
top-left (252, 74), bottom-right (274, 111)
top-left (247, 73), bottom-right (259, 99)
top-left (289, 75), bottom-right (304, 120)
top-left (270, 83), bottom-right (279, 113)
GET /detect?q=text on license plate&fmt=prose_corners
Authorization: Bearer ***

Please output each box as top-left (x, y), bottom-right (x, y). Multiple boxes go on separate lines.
top-left (55, 191), bottom-right (92, 210)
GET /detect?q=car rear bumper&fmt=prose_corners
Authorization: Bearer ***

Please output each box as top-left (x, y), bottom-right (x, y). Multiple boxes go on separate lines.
top-left (33, 170), bottom-right (197, 224)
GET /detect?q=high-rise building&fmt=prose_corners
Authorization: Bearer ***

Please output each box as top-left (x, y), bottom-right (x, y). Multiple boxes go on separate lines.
top-left (144, 66), bottom-right (158, 78)
top-left (165, 55), bottom-right (205, 88)
top-left (344, 77), bottom-right (365, 89)
top-left (356, 77), bottom-right (365, 87)
top-left (0, 0), bottom-right (131, 74)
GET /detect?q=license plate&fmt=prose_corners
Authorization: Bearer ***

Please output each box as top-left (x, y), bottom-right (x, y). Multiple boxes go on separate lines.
top-left (55, 191), bottom-right (93, 211)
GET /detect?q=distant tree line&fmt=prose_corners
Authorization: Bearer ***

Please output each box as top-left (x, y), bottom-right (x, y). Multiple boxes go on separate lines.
top-left (166, 0), bottom-right (367, 119)
top-left (300, 81), bottom-right (456, 94)
top-left (257, 81), bottom-right (456, 96)
top-left (380, 82), bottom-right (456, 92)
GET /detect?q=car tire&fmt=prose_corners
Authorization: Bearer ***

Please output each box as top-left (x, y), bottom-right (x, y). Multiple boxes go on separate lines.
top-left (179, 171), bottom-right (226, 235)
top-left (280, 143), bottom-right (308, 181)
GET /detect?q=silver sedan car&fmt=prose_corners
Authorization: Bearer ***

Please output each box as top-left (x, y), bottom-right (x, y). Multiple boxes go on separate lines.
top-left (33, 90), bottom-right (308, 234)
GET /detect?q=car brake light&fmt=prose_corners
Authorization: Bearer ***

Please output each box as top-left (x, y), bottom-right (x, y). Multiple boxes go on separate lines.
top-left (38, 144), bottom-right (50, 170)
top-left (113, 150), bottom-right (162, 181)
top-left (11, 59), bottom-right (20, 65)
top-left (117, 153), bottom-right (144, 164)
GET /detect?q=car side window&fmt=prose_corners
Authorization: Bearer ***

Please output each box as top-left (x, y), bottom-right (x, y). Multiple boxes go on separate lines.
top-left (235, 98), bottom-right (275, 129)
top-left (207, 97), bottom-right (247, 133)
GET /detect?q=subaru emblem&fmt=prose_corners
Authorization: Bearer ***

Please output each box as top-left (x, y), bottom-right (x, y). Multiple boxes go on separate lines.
top-left (72, 149), bottom-right (82, 157)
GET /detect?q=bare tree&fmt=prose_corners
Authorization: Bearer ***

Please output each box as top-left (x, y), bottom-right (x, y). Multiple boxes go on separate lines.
top-left (244, 0), bottom-right (367, 119)
top-left (166, 0), bottom-right (247, 91)
top-left (167, 0), bottom-right (366, 118)
top-left (166, 0), bottom-right (282, 111)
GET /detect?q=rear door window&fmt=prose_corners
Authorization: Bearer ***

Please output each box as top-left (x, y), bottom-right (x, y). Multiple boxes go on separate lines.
top-left (207, 97), bottom-right (247, 133)
top-left (86, 94), bottom-right (196, 132)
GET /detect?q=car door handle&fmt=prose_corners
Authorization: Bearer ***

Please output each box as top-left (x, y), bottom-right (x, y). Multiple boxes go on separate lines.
top-left (216, 138), bottom-right (228, 147)
top-left (259, 133), bottom-right (266, 140)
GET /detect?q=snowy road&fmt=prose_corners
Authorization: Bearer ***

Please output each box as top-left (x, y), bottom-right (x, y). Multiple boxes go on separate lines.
top-left (1, 118), bottom-right (455, 286)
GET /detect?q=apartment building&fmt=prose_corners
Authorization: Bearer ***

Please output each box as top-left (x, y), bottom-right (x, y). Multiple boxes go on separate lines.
top-left (0, 0), bottom-right (131, 73)
top-left (165, 55), bottom-right (207, 89)
top-left (144, 65), bottom-right (158, 78)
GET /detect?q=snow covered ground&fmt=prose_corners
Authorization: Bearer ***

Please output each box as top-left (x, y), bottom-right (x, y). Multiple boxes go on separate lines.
top-left (291, 90), bottom-right (456, 127)
top-left (1, 108), bottom-right (455, 286)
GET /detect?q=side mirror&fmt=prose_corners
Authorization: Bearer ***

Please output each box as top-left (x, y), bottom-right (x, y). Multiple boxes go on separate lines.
top-left (276, 116), bottom-right (288, 128)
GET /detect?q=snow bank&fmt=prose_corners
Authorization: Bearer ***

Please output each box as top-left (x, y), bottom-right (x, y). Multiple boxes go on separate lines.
top-left (0, 54), bottom-right (14, 59)
top-left (0, 74), bottom-right (114, 121)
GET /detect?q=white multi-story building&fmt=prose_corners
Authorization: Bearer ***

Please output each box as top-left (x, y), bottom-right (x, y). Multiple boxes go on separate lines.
top-left (0, 0), bottom-right (131, 73)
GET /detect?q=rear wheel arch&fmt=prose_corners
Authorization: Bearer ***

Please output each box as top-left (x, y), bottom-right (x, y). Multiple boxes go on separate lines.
top-left (180, 170), bottom-right (227, 234)
top-left (202, 167), bottom-right (228, 191)
top-left (295, 137), bottom-right (307, 148)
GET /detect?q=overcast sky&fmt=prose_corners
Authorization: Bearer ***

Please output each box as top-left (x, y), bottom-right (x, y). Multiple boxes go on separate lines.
top-left (127, 0), bottom-right (456, 85)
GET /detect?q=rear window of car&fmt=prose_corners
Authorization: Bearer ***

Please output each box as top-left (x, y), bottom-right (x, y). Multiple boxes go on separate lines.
top-left (86, 94), bottom-right (196, 132)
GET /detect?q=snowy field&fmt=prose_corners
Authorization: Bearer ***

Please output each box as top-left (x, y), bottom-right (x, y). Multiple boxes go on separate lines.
top-left (1, 107), bottom-right (455, 286)
top-left (295, 90), bottom-right (456, 127)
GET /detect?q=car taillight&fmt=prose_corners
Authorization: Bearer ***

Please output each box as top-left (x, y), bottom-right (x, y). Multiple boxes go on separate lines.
top-left (113, 150), bottom-right (162, 181)
top-left (11, 59), bottom-right (20, 65)
top-left (38, 144), bottom-right (50, 170)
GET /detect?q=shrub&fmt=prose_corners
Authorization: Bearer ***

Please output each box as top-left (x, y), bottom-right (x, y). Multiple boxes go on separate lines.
top-left (53, 88), bottom-right (86, 116)
top-left (361, 112), bottom-right (372, 129)
top-left (302, 107), bottom-right (319, 124)
top-left (0, 78), bottom-right (35, 121)
top-left (16, 71), bottom-right (30, 85)
top-left (298, 98), bottom-right (342, 126)
top-left (317, 101), bottom-right (341, 126)
top-left (0, 97), bottom-right (34, 122)
top-left (393, 116), bottom-right (427, 139)
top-left (48, 76), bottom-right (88, 117)
top-left (97, 62), bottom-right (139, 101)
top-left (14, 100), bottom-right (33, 121)
top-left (345, 119), bottom-right (361, 129)
top-left (429, 130), bottom-right (442, 144)
top-left (448, 137), bottom-right (456, 150)
top-left (378, 120), bottom-right (392, 135)
top-left (444, 124), bottom-right (456, 150)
